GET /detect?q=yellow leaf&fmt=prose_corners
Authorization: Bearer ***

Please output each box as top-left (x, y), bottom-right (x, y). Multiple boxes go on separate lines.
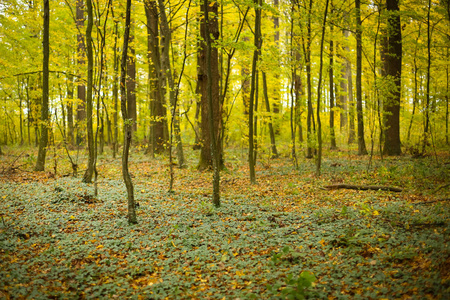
top-left (373, 210), bottom-right (379, 216)
top-left (97, 245), bottom-right (104, 249)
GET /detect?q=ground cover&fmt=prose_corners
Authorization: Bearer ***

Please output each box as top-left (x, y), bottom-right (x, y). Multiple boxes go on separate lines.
top-left (0, 147), bottom-right (449, 299)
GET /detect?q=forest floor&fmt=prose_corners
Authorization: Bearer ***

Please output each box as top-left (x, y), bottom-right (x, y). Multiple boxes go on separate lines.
top-left (0, 145), bottom-right (449, 299)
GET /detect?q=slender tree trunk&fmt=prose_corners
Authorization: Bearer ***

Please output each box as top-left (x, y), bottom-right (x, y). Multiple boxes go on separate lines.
top-left (407, 26), bottom-right (421, 142)
top-left (305, 0), bottom-right (314, 158)
top-left (121, 0), bottom-right (137, 224)
top-left (82, 0), bottom-right (95, 183)
top-left (203, 0), bottom-right (220, 207)
top-left (271, 0), bottom-right (281, 133)
top-left (316, 0), bottom-right (329, 176)
top-left (347, 61), bottom-right (355, 144)
top-left (17, 79), bottom-right (24, 145)
top-left (383, 0), bottom-right (402, 155)
top-left (446, 48), bottom-right (449, 145)
top-left (262, 72), bottom-right (279, 158)
top-left (423, 0), bottom-right (432, 153)
top-left (329, 23), bottom-right (336, 149)
top-left (355, 0), bottom-right (367, 155)
top-left (112, 16), bottom-right (119, 159)
top-left (248, 0), bottom-right (261, 184)
top-left (35, 0), bottom-right (50, 172)
top-left (127, 19), bottom-right (137, 134)
top-left (66, 74), bottom-right (75, 146)
top-left (76, 0), bottom-right (86, 146)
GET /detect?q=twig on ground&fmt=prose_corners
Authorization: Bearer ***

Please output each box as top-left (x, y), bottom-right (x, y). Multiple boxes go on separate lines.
top-left (324, 184), bottom-right (403, 192)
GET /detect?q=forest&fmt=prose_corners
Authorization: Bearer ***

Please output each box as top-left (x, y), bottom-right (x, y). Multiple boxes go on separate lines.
top-left (0, 0), bottom-right (449, 298)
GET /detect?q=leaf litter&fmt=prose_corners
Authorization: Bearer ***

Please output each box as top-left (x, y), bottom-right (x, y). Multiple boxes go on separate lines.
top-left (0, 149), bottom-right (449, 299)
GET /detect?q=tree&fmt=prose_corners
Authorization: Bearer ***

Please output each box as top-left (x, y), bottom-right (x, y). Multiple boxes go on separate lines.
top-left (203, 0), bottom-right (220, 207)
top-left (198, 0), bottom-right (222, 171)
top-left (144, 0), bottom-right (168, 155)
top-left (329, 17), bottom-right (336, 150)
top-left (35, 0), bottom-right (50, 172)
top-left (382, 0), bottom-right (402, 155)
top-left (316, 0), bottom-right (330, 175)
top-left (355, 0), bottom-right (367, 155)
top-left (76, 0), bottom-right (86, 146)
top-left (120, 0), bottom-right (137, 224)
top-left (82, 0), bottom-right (95, 183)
top-left (127, 18), bottom-right (137, 134)
top-left (248, 0), bottom-right (262, 184)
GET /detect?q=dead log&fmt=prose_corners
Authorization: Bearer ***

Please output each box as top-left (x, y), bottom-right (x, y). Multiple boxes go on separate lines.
top-left (324, 184), bottom-right (403, 192)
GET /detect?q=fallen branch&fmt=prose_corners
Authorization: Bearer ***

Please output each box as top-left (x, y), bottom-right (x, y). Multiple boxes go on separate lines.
top-left (431, 183), bottom-right (450, 194)
top-left (413, 198), bottom-right (450, 205)
top-left (324, 184), bottom-right (402, 192)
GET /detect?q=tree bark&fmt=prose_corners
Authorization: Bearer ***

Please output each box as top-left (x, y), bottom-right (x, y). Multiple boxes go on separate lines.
top-left (355, 0), bottom-right (367, 155)
top-left (76, 0), bottom-right (86, 146)
top-left (305, 0), bottom-right (314, 159)
top-left (329, 23), bottom-right (337, 150)
top-left (127, 19), bottom-right (137, 134)
top-left (35, 0), bottom-right (50, 172)
top-left (198, 0), bottom-right (222, 171)
top-left (383, 0), bottom-right (402, 155)
top-left (316, 0), bottom-right (329, 176)
top-left (82, 0), bottom-right (95, 183)
top-left (248, 0), bottom-right (261, 184)
top-left (203, 0), bottom-right (221, 206)
top-left (121, 0), bottom-right (137, 224)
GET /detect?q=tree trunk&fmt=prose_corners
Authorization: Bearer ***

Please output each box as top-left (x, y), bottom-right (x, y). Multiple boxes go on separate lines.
top-left (203, 0), bottom-right (220, 207)
top-left (407, 24), bottom-right (421, 142)
top-left (145, 0), bottom-right (168, 155)
top-left (35, 0), bottom-right (50, 172)
top-left (355, 0), bottom-right (367, 155)
top-left (248, 0), bottom-right (261, 184)
top-left (112, 16), bottom-right (119, 159)
top-left (121, 0), bottom-right (137, 224)
top-left (76, 0), bottom-right (86, 146)
top-left (82, 0), bottom-right (95, 183)
top-left (198, 0), bottom-right (222, 171)
top-left (262, 72), bottom-right (279, 158)
top-left (127, 19), bottom-right (137, 134)
top-left (347, 61), bottom-right (356, 144)
top-left (66, 74), bottom-right (75, 146)
top-left (316, 0), bottom-right (329, 176)
top-left (305, 0), bottom-right (314, 159)
top-left (329, 23), bottom-right (336, 149)
top-left (383, 0), bottom-right (402, 155)
top-left (422, 0), bottom-right (432, 154)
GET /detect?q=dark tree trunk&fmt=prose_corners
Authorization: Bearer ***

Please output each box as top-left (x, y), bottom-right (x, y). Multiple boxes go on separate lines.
top-left (82, 0), bottom-right (95, 183)
top-left (355, 0), bottom-right (367, 155)
top-left (67, 74), bottom-right (75, 146)
top-left (347, 61), bottom-right (356, 144)
top-left (112, 14), bottom-right (119, 159)
top-left (203, 0), bottom-right (220, 206)
top-left (329, 23), bottom-right (336, 149)
top-left (127, 20), bottom-right (137, 134)
top-left (262, 72), bottom-right (279, 158)
top-left (145, 0), bottom-right (168, 154)
top-left (248, 0), bottom-right (262, 184)
top-left (305, 0), bottom-right (314, 159)
top-left (76, 0), bottom-right (86, 146)
top-left (121, 0), bottom-right (137, 224)
top-left (35, 0), bottom-right (50, 172)
top-left (383, 0), bottom-right (402, 155)
top-left (422, 0), bottom-right (432, 153)
top-left (198, 0), bottom-right (222, 170)
top-left (316, 0), bottom-right (329, 176)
